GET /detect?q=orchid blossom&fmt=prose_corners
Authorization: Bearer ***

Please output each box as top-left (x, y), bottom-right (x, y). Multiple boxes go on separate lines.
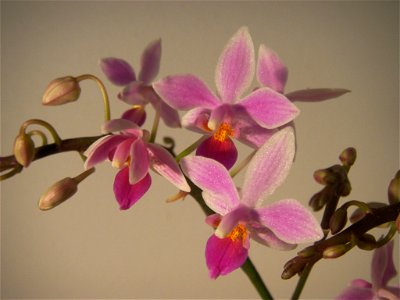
top-left (336, 240), bottom-right (400, 300)
top-left (84, 118), bottom-right (190, 209)
top-left (154, 27), bottom-right (299, 169)
top-left (181, 127), bottom-right (323, 278)
top-left (100, 39), bottom-right (181, 128)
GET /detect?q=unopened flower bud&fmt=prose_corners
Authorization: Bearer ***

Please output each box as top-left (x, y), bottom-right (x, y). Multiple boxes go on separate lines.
top-left (323, 244), bottom-right (351, 258)
top-left (350, 202), bottom-right (386, 223)
top-left (309, 186), bottom-right (333, 211)
top-left (339, 147), bottom-right (357, 167)
top-left (329, 208), bottom-right (348, 234)
top-left (388, 170), bottom-right (400, 204)
top-left (13, 134), bottom-right (35, 167)
top-left (355, 234), bottom-right (377, 250)
top-left (281, 257), bottom-right (307, 279)
top-left (38, 177), bottom-right (78, 210)
top-left (297, 246), bottom-right (316, 258)
top-left (314, 169), bottom-right (337, 185)
top-left (42, 76), bottom-right (81, 105)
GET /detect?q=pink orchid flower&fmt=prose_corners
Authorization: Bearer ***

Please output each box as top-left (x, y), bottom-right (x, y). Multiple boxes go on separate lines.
top-left (100, 39), bottom-right (181, 128)
top-left (181, 127), bottom-right (323, 278)
top-left (84, 118), bottom-right (190, 209)
top-left (154, 27), bottom-right (299, 169)
top-left (336, 240), bottom-right (400, 300)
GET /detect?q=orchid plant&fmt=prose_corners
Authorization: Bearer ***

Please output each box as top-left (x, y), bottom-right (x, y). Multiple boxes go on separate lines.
top-left (1, 27), bottom-right (399, 300)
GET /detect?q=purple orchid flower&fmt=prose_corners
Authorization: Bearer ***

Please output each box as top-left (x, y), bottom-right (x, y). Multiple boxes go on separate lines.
top-left (84, 118), bottom-right (190, 209)
top-left (100, 39), bottom-right (181, 128)
top-left (154, 27), bottom-right (300, 169)
top-left (181, 127), bottom-right (323, 278)
top-left (256, 43), bottom-right (350, 101)
top-left (336, 240), bottom-right (400, 300)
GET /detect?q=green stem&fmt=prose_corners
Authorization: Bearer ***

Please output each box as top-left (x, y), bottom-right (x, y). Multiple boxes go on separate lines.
top-left (21, 119), bottom-right (62, 145)
top-left (291, 263), bottom-right (313, 300)
top-left (149, 110), bottom-right (160, 143)
top-left (76, 74), bottom-right (111, 121)
top-left (175, 136), bottom-right (206, 162)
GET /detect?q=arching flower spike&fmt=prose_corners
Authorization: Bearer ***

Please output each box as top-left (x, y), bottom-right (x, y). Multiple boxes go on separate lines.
top-left (181, 128), bottom-right (323, 278)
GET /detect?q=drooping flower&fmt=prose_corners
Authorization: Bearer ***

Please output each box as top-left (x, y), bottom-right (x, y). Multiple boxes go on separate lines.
top-left (336, 240), bottom-right (400, 300)
top-left (154, 27), bottom-right (299, 169)
top-left (100, 39), bottom-right (181, 128)
top-left (181, 127), bottom-right (323, 278)
top-left (84, 118), bottom-right (190, 209)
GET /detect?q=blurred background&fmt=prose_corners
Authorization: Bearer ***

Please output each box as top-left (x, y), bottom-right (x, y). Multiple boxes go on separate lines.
top-left (1, 1), bottom-right (398, 299)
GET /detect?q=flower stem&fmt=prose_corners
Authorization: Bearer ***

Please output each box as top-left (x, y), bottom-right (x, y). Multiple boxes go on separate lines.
top-left (175, 136), bottom-right (206, 162)
top-left (21, 119), bottom-right (62, 145)
top-left (76, 74), bottom-right (111, 121)
top-left (241, 258), bottom-right (274, 300)
top-left (291, 263), bottom-right (313, 300)
top-left (230, 150), bottom-right (256, 178)
top-left (149, 110), bottom-right (160, 143)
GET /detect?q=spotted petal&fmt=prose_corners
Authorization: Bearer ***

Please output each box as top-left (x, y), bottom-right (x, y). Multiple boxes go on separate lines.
top-left (100, 58), bottom-right (136, 86)
top-left (146, 143), bottom-right (190, 192)
top-left (113, 167), bottom-right (152, 210)
top-left (241, 127), bottom-right (295, 207)
top-left (238, 87), bottom-right (300, 129)
top-left (257, 45), bottom-right (288, 93)
top-left (215, 27), bottom-right (255, 103)
top-left (181, 156), bottom-right (240, 215)
top-left (205, 234), bottom-right (249, 279)
top-left (153, 75), bottom-right (219, 110)
top-left (256, 199), bottom-right (323, 244)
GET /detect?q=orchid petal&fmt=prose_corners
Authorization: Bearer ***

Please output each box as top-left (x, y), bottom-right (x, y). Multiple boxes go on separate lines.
top-left (121, 106), bottom-right (146, 126)
top-left (215, 27), bottom-right (255, 103)
top-left (129, 139), bottom-right (150, 184)
top-left (139, 38), bottom-right (161, 84)
top-left (182, 108), bottom-right (212, 134)
top-left (101, 118), bottom-right (140, 134)
top-left (256, 199), bottom-right (323, 244)
top-left (158, 101), bottom-right (181, 128)
top-left (241, 127), bottom-right (295, 207)
top-left (153, 75), bottom-right (219, 110)
top-left (205, 234), bottom-right (248, 279)
top-left (215, 205), bottom-right (256, 238)
top-left (84, 135), bottom-right (128, 170)
top-left (196, 136), bottom-right (238, 170)
top-left (118, 82), bottom-right (150, 106)
top-left (350, 279), bottom-right (373, 289)
top-left (180, 156), bottom-right (240, 215)
top-left (111, 139), bottom-right (133, 168)
top-left (372, 240), bottom-right (397, 288)
top-left (146, 143), bottom-right (190, 192)
top-left (256, 44), bottom-right (288, 93)
top-left (379, 287), bottom-right (400, 299)
top-left (248, 224), bottom-right (296, 251)
top-left (100, 58), bottom-right (136, 86)
top-left (238, 87), bottom-right (300, 129)
top-left (286, 88), bottom-right (350, 102)
top-left (205, 214), bottom-right (222, 228)
top-left (208, 104), bottom-right (233, 131)
top-left (335, 285), bottom-right (375, 300)
top-left (113, 167), bottom-right (151, 210)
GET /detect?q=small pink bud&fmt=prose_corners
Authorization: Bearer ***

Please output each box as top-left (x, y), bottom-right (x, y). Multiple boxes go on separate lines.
top-left (42, 76), bottom-right (81, 105)
top-left (38, 177), bottom-right (78, 210)
top-left (13, 134), bottom-right (35, 167)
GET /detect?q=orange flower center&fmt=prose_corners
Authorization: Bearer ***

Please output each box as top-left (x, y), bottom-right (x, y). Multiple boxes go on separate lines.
top-left (228, 224), bottom-right (247, 242)
top-left (213, 122), bottom-right (234, 142)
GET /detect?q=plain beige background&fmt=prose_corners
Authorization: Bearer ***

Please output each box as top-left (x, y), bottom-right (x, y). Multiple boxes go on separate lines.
top-left (1, 1), bottom-right (399, 299)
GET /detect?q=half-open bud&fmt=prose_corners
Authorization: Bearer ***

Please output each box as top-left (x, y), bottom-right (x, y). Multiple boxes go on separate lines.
top-left (42, 76), bottom-right (81, 105)
top-left (13, 133), bottom-right (35, 167)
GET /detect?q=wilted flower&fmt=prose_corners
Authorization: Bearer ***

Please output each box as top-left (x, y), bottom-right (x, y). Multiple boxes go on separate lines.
top-left (84, 119), bottom-right (190, 209)
top-left (100, 39), bottom-right (180, 127)
top-left (336, 240), bottom-right (400, 300)
top-left (155, 27), bottom-right (299, 169)
top-left (181, 128), bottom-right (323, 278)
